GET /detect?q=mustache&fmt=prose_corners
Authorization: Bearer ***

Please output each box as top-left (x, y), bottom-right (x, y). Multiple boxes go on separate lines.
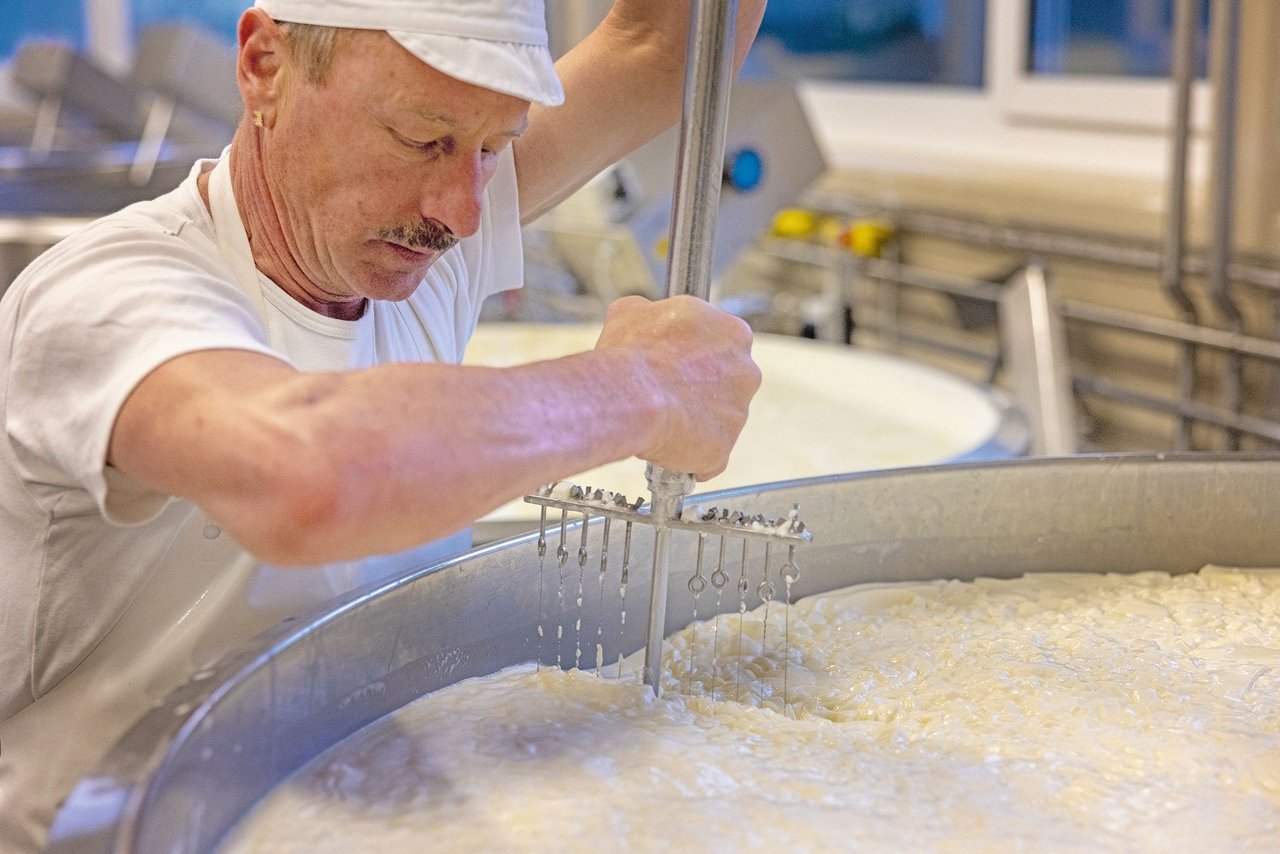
top-left (377, 219), bottom-right (458, 253)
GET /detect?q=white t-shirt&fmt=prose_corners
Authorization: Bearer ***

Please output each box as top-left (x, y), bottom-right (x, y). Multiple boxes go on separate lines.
top-left (0, 148), bottom-right (523, 851)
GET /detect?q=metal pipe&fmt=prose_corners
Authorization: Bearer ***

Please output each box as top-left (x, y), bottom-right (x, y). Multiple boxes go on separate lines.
top-left (758, 238), bottom-right (1004, 302)
top-left (1205, 0), bottom-right (1245, 447)
top-left (1163, 0), bottom-right (1201, 449)
top-left (762, 237), bottom-right (1280, 367)
top-left (1061, 299), bottom-right (1280, 364)
top-left (1075, 375), bottom-right (1280, 445)
top-left (800, 193), bottom-right (1280, 295)
top-left (644, 0), bottom-right (737, 697)
top-left (664, 0), bottom-right (738, 302)
top-left (761, 237), bottom-right (1280, 448)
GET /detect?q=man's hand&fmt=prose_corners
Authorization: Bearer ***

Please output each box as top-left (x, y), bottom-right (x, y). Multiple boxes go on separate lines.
top-left (594, 294), bottom-right (760, 481)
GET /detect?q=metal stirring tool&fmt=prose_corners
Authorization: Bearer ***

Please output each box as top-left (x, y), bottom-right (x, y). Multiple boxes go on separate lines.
top-left (525, 0), bottom-right (813, 697)
top-left (524, 480), bottom-right (810, 696)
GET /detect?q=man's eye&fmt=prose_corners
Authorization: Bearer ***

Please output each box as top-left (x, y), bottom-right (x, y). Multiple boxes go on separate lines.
top-left (394, 130), bottom-right (441, 153)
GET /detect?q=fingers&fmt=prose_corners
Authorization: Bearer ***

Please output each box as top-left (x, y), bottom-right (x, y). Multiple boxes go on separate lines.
top-left (595, 295), bottom-right (760, 481)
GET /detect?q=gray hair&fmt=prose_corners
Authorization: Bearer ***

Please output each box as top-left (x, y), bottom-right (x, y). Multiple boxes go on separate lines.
top-left (276, 20), bottom-right (356, 85)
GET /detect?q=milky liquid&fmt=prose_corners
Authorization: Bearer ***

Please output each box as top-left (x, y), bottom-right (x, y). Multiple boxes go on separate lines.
top-left (222, 567), bottom-right (1280, 853)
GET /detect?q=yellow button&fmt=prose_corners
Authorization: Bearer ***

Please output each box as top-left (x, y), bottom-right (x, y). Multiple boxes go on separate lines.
top-left (847, 220), bottom-right (894, 258)
top-left (771, 208), bottom-right (818, 240)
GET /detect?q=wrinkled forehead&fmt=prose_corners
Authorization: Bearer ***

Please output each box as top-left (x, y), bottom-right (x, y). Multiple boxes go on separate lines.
top-left (289, 32), bottom-right (530, 151)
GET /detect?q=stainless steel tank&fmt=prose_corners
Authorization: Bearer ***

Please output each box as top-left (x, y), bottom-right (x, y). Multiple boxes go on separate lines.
top-left (47, 455), bottom-right (1280, 852)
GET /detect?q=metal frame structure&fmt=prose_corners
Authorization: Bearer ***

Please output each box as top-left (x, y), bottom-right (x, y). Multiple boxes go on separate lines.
top-left (747, 0), bottom-right (1280, 457)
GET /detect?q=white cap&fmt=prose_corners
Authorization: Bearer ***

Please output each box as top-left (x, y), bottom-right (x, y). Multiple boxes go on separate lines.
top-left (254, 0), bottom-right (565, 106)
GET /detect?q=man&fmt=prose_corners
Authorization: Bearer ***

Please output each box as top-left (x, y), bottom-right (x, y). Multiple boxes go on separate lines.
top-left (0, 0), bottom-right (767, 848)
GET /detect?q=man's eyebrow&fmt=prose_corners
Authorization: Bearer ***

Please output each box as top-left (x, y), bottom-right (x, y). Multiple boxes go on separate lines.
top-left (412, 110), bottom-right (527, 138)
top-left (414, 108), bottom-right (458, 127)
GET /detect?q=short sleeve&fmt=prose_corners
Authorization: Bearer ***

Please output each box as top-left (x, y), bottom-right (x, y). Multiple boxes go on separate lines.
top-left (5, 220), bottom-right (280, 524)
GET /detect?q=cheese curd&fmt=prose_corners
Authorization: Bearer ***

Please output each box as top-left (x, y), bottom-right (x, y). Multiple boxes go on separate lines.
top-left (223, 567), bottom-right (1280, 852)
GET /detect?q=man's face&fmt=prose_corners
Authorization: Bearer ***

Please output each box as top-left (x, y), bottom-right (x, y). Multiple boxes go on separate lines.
top-left (263, 30), bottom-right (530, 305)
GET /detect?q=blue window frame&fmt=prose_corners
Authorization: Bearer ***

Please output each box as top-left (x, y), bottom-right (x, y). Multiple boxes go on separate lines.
top-left (1027, 0), bottom-right (1210, 79)
top-left (753, 0), bottom-right (987, 88)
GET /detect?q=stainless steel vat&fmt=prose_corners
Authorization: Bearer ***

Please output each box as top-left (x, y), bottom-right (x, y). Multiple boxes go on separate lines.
top-left (47, 455), bottom-right (1280, 852)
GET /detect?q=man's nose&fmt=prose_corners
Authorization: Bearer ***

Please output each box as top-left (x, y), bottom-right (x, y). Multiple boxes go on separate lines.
top-left (425, 153), bottom-right (486, 240)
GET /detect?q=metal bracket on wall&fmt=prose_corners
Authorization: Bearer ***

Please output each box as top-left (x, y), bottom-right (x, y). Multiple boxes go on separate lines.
top-left (999, 261), bottom-right (1078, 455)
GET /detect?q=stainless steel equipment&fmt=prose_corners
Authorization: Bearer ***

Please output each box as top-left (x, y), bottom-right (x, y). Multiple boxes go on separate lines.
top-left (1, 24), bottom-right (238, 217)
top-left (47, 454), bottom-right (1280, 853)
top-left (536, 80), bottom-right (825, 308)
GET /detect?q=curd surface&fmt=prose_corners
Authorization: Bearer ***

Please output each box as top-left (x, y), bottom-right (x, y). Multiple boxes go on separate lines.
top-left (223, 567), bottom-right (1280, 853)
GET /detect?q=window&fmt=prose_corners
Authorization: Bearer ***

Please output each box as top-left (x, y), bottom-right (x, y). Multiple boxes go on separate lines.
top-left (1028, 0), bottom-right (1209, 78)
top-left (130, 0), bottom-right (242, 45)
top-left (0, 0), bottom-right (86, 61)
top-left (754, 0), bottom-right (986, 87)
top-left (991, 0), bottom-right (1211, 131)
top-left (773, 1), bottom-right (1214, 180)
top-left (0, 1), bottom-right (238, 96)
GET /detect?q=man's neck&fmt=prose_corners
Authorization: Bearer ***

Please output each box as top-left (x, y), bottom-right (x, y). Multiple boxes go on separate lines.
top-left (199, 130), bottom-right (366, 321)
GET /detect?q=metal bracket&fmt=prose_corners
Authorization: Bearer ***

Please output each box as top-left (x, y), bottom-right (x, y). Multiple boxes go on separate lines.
top-left (999, 261), bottom-right (1078, 455)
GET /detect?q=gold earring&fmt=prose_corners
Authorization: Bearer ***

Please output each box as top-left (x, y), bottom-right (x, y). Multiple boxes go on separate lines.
top-left (253, 110), bottom-right (265, 128)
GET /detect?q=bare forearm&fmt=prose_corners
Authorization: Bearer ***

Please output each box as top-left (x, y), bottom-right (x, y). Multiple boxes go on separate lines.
top-left (267, 353), bottom-right (667, 562)
top-left (139, 350), bottom-right (665, 566)
top-left (111, 297), bottom-right (757, 567)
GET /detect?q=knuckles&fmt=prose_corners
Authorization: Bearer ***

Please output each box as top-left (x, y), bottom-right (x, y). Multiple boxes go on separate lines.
top-left (599, 295), bottom-right (760, 478)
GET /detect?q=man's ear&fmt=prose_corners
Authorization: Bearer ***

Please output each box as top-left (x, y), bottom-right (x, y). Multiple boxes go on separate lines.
top-left (235, 8), bottom-right (290, 129)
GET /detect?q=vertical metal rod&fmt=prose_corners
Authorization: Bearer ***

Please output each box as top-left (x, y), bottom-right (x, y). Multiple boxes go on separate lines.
top-left (642, 476), bottom-right (681, 694)
top-left (1162, 0), bottom-right (1201, 450)
top-left (643, 0), bottom-right (738, 697)
top-left (29, 96), bottom-right (62, 159)
top-left (129, 95), bottom-right (176, 187)
top-left (664, 0), bottom-right (739, 302)
top-left (1208, 0), bottom-right (1244, 450)
top-left (880, 241), bottom-right (903, 351)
